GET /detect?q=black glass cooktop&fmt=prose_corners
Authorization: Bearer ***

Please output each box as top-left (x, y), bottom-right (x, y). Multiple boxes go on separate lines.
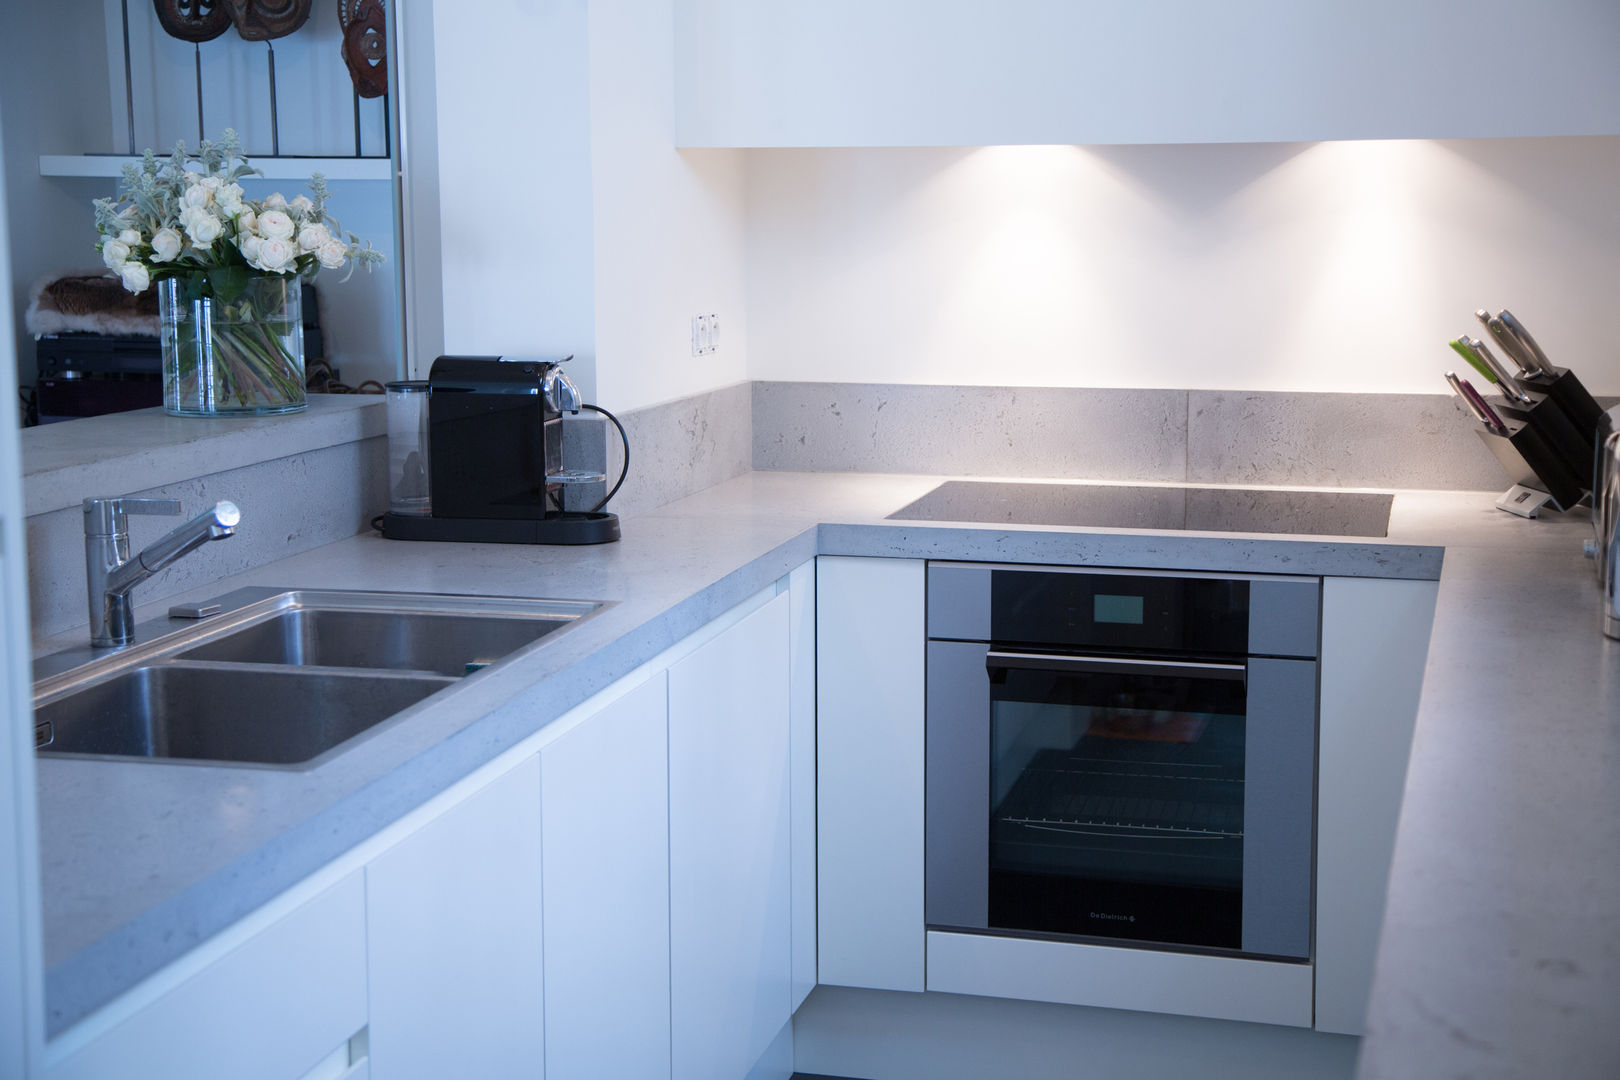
top-left (887, 481), bottom-right (1393, 537)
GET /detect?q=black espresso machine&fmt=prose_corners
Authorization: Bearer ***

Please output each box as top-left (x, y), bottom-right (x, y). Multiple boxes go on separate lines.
top-left (377, 355), bottom-right (626, 545)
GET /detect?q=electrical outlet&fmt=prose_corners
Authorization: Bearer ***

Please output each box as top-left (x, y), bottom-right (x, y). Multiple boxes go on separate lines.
top-left (690, 313), bottom-right (720, 356)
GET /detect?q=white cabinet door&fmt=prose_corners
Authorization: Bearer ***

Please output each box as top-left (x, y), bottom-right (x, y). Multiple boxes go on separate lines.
top-left (676, 0), bottom-right (1620, 147)
top-left (365, 756), bottom-right (545, 1080)
top-left (540, 673), bottom-right (671, 1080)
top-left (45, 873), bottom-right (367, 1080)
top-left (815, 556), bottom-right (925, 992)
top-left (787, 560), bottom-right (817, 1013)
top-left (668, 591), bottom-right (793, 1080)
top-left (1315, 576), bottom-right (1440, 1036)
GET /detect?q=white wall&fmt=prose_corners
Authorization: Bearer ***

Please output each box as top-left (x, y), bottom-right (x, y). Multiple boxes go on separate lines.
top-left (429, 0), bottom-right (599, 400)
top-left (588, 0), bottom-right (748, 412)
top-left (744, 137), bottom-right (1620, 395)
top-left (425, 0), bottom-right (750, 413)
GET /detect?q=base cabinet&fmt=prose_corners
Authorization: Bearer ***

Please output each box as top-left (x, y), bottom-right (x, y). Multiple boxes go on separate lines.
top-left (38, 567), bottom-right (809, 1080)
top-left (1314, 575), bottom-right (1440, 1035)
top-left (815, 556), bottom-right (926, 992)
top-left (44, 873), bottom-right (368, 1080)
top-left (365, 756), bottom-right (545, 1080)
top-left (540, 673), bottom-right (672, 1080)
top-left (669, 592), bottom-right (794, 1080)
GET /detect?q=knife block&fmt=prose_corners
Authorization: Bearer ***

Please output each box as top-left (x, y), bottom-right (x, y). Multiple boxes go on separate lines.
top-left (1515, 367), bottom-right (1605, 444)
top-left (1474, 419), bottom-right (1586, 511)
top-left (1496, 391), bottom-right (1594, 480)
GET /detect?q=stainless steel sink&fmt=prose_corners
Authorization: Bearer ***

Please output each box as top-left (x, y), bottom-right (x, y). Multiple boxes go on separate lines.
top-left (36, 663), bottom-right (454, 766)
top-left (33, 587), bottom-right (608, 769)
top-left (175, 607), bottom-right (582, 676)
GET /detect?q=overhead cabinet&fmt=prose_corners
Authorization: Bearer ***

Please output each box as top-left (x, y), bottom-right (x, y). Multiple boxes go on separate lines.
top-left (674, 0), bottom-right (1620, 147)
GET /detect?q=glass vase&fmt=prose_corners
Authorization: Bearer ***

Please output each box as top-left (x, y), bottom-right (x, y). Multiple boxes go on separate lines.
top-left (159, 272), bottom-right (306, 417)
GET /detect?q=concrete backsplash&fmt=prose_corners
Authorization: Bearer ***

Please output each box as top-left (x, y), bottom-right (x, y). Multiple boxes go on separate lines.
top-left (598, 381), bottom-right (754, 520)
top-left (25, 438), bottom-right (388, 642)
top-left (21, 384), bottom-right (755, 642)
top-left (26, 377), bottom-right (1546, 642)
top-left (752, 382), bottom-right (1524, 492)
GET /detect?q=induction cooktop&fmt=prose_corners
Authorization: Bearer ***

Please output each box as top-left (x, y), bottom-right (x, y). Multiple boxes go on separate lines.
top-left (886, 481), bottom-right (1394, 537)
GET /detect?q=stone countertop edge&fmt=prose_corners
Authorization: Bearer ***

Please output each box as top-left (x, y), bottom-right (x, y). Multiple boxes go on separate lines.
top-left (816, 521), bottom-right (1445, 580)
top-left (1353, 540), bottom-right (1620, 1080)
top-left (29, 471), bottom-right (1614, 1076)
top-left (20, 396), bottom-right (385, 517)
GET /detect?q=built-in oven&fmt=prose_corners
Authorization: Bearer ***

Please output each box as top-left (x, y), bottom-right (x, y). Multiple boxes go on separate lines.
top-left (926, 561), bottom-right (1319, 962)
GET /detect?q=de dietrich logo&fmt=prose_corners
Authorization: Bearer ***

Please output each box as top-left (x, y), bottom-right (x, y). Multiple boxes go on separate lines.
top-left (1090, 911), bottom-right (1136, 923)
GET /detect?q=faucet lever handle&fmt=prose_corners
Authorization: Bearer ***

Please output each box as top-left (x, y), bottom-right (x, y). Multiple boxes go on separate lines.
top-left (83, 496), bottom-right (183, 536)
top-left (123, 497), bottom-right (183, 516)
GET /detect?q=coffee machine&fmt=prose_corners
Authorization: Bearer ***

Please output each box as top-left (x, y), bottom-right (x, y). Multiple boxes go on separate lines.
top-left (377, 355), bottom-right (624, 545)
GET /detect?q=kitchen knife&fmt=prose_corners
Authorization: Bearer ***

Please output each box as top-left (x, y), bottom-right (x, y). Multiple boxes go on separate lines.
top-left (1449, 338), bottom-right (1496, 385)
top-left (1496, 310), bottom-right (1556, 375)
top-left (1449, 338), bottom-right (1533, 406)
top-left (1445, 370), bottom-right (1499, 430)
top-left (1465, 336), bottom-right (1534, 404)
top-left (1457, 376), bottom-right (1508, 434)
top-left (1478, 310), bottom-right (1541, 378)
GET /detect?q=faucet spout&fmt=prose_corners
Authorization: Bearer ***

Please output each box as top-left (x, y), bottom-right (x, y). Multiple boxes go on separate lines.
top-left (85, 497), bottom-right (241, 648)
top-left (104, 502), bottom-right (241, 598)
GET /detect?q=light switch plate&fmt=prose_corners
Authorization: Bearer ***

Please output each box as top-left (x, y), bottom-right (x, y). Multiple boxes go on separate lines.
top-left (691, 313), bottom-right (719, 356)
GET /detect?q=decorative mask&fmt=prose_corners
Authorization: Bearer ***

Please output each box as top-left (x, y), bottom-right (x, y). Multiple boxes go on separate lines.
top-left (223, 0), bottom-right (313, 41)
top-left (152, 0), bottom-right (231, 42)
top-left (338, 0), bottom-right (388, 99)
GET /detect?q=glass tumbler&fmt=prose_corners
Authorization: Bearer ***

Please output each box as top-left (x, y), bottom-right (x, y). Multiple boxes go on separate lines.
top-left (385, 381), bottom-right (432, 516)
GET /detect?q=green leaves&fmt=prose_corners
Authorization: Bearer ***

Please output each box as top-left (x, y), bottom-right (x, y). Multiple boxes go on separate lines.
top-left (204, 264), bottom-right (254, 304)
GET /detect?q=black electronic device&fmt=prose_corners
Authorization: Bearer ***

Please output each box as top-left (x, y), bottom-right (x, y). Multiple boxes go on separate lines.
top-left (377, 355), bottom-right (623, 545)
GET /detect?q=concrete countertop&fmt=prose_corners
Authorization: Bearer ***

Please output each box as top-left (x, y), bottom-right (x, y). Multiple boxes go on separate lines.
top-left (30, 472), bottom-right (1620, 1079)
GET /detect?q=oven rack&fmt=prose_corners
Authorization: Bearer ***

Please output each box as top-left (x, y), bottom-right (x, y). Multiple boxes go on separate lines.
top-left (1001, 815), bottom-right (1242, 840)
top-left (996, 767), bottom-right (1244, 837)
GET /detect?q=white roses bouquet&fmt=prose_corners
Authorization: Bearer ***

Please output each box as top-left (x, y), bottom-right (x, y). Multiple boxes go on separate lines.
top-left (93, 128), bottom-right (383, 296)
top-left (90, 130), bottom-right (384, 415)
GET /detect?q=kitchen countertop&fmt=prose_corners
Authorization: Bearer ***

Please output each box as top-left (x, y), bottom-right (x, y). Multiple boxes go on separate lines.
top-left (30, 471), bottom-right (1620, 1078)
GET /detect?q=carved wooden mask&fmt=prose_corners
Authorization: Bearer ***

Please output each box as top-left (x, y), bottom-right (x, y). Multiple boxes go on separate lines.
top-left (152, 0), bottom-right (231, 42)
top-left (223, 0), bottom-right (313, 41)
top-left (338, 0), bottom-right (388, 99)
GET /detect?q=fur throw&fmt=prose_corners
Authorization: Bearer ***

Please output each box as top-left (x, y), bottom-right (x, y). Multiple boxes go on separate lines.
top-left (26, 270), bottom-right (160, 338)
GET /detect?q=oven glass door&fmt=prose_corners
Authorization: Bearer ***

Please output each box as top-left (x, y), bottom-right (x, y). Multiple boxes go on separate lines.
top-left (986, 651), bottom-right (1248, 951)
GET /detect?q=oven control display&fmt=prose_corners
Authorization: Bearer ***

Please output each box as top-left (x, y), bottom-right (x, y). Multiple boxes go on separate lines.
top-left (1093, 593), bottom-right (1145, 625)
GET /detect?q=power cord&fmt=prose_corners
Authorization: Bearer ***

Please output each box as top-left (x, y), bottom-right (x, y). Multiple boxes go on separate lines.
top-left (580, 403), bottom-right (629, 513)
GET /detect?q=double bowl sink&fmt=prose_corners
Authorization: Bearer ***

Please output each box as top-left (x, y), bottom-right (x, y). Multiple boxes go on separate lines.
top-left (33, 588), bottom-right (606, 770)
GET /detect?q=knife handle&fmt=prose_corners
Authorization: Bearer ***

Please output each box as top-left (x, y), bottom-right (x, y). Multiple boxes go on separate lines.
top-left (1458, 377), bottom-right (1508, 434)
top-left (1497, 310), bottom-right (1555, 374)
top-left (1485, 315), bottom-right (1540, 376)
top-left (1446, 371), bottom-right (1501, 431)
top-left (1449, 339), bottom-right (1496, 384)
top-left (1465, 337), bottom-right (1533, 403)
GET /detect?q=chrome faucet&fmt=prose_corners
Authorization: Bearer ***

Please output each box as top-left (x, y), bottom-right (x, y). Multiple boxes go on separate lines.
top-left (83, 496), bottom-right (241, 648)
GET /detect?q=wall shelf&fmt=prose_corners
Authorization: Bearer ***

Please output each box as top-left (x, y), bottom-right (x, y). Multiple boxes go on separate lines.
top-left (39, 155), bottom-right (393, 182)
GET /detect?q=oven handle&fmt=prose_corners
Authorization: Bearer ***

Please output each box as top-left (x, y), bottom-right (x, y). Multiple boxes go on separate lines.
top-left (985, 650), bottom-right (1247, 682)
